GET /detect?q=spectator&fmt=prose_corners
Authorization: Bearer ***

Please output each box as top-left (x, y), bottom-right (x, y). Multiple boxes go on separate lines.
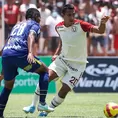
top-left (56, 0), bottom-right (65, 15)
top-left (89, 1), bottom-right (107, 56)
top-left (83, 0), bottom-right (95, 14)
top-left (46, 0), bottom-right (56, 12)
top-left (76, 4), bottom-right (92, 56)
top-left (38, 2), bottom-right (51, 54)
top-left (72, 0), bottom-right (80, 18)
top-left (112, 8), bottom-right (118, 56)
top-left (19, 0), bottom-right (37, 21)
top-left (45, 11), bottom-right (63, 55)
top-left (0, 0), bottom-right (19, 42)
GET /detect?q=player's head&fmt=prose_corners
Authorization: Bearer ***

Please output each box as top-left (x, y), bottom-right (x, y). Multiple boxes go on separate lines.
top-left (25, 8), bottom-right (41, 23)
top-left (62, 4), bottom-right (75, 26)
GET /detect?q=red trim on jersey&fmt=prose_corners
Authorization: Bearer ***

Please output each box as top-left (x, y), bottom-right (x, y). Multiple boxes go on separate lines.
top-left (74, 19), bottom-right (94, 32)
top-left (56, 19), bottom-right (94, 32)
top-left (56, 21), bottom-right (64, 27)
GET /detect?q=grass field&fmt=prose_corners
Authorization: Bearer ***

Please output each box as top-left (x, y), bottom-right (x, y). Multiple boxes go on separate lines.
top-left (3, 93), bottom-right (118, 118)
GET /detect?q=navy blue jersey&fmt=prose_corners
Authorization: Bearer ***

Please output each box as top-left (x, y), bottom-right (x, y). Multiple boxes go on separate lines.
top-left (2, 20), bottom-right (40, 57)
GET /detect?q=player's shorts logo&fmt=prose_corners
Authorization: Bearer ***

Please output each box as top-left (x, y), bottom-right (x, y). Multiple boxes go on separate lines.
top-left (71, 26), bottom-right (77, 32)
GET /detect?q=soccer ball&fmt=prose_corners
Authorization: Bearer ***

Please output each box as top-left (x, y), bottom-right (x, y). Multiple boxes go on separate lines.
top-left (104, 102), bottom-right (118, 118)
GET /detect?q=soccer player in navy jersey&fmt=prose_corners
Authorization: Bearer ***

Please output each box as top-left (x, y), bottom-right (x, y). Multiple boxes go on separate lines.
top-left (0, 8), bottom-right (54, 118)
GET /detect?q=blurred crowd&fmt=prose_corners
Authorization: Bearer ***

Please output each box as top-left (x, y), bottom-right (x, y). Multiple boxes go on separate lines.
top-left (0, 0), bottom-right (118, 56)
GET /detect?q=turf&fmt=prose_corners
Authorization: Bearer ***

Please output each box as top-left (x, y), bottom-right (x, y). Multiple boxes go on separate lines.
top-left (3, 93), bottom-right (118, 118)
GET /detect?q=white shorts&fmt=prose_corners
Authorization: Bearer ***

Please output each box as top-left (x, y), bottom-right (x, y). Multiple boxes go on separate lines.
top-left (49, 56), bottom-right (86, 89)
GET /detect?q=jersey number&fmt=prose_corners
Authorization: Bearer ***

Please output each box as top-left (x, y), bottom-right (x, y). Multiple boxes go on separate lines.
top-left (11, 23), bottom-right (27, 36)
top-left (69, 73), bottom-right (83, 86)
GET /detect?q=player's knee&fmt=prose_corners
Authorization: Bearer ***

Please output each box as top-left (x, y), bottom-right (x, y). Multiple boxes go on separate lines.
top-left (49, 69), bottom-right (58, 82)
top-left (35, 64), bottom-right (48, 74)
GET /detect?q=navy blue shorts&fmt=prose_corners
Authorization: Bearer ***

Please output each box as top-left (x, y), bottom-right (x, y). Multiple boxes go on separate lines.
top-left (2, 55), bottom-right (42, 81)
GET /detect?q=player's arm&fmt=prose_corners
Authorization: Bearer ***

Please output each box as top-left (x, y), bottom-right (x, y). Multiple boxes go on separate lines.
top-left (54, 26), bottom-right (62, 55)
top-left (52, 39), bottom-right (62, 61)
top-left (27, 31), bottom-right (36, 64)
top-left (92, 16), bottom-right (110, 34)
top-left (52, 26), bottom-right (62, 61)
top-left (54, 39), bottom-right (62, 55)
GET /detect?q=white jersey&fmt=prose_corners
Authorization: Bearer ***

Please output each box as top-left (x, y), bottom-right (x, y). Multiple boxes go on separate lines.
top-left (56, 19), bottom-right (93, 63)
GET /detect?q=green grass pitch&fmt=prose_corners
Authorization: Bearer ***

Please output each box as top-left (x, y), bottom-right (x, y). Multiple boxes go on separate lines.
top-left (3, 93), bottom-right (118, 118)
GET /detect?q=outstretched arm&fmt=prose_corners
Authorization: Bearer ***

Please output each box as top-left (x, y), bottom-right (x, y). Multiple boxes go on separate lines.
top-left (52, 39), bottom-right (62, 61)
top-left (52, 26), bottom-right (62, 61)
top-left (54, 39), bottom-right (62, 56)
top-left (92, 16), bottom-right (110, 34)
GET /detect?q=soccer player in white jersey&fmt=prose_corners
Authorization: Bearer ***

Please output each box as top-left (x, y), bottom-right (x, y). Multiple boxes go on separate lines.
top-left (23, 4), bottom-right (109, 116)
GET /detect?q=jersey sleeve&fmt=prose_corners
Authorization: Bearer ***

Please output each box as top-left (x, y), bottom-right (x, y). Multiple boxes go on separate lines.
top-left (30, 24), bottom-right (40, 36)
top-left (79, 20), bottom-right (94, 32)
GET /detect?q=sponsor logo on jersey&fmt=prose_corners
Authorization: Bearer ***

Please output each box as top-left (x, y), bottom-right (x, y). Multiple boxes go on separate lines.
top-left (71, 26), bottom-right (77, 32)
top-left (59, 56), bottom-right (78, 72)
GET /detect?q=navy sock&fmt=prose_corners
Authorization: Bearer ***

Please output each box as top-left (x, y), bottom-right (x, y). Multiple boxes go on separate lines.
top-left (0, 87), bottom-right (12, 116)
top-left (39, 72), bottom-right (49, 105)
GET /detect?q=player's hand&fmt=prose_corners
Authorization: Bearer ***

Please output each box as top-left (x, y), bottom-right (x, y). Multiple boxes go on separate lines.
top-left (27, 53), bottom-right (36, 64)
top-left (101, 16), bottom-right (110, 24)
top-left (52, 55), bottom-right (58, 61)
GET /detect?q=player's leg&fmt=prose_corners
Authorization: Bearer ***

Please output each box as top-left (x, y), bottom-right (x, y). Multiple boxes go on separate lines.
top-left (38, 69), bottom-right (62, 117)
top-left (36, 64), bottom-right (56, 112)
top-left (39, 82), bottom-right (71, 117)
top-left (0, 57), bottom-right (18, 117)
top-left (18, 56), bottom-right (53, 112)
top-left (39, 69), bottom-right (83, 117)
top-left (0, 69), bottom-right (4, 86)
top-left (23, 83), bottom-right (39, 113)
top-left (38, 56), bottom-right (67, 117)
top-left (49, 72), bottom-right (72, 109)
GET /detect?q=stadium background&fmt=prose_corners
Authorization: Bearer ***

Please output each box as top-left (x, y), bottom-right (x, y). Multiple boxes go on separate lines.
top-left (0, 0), bottom-right (118, 117)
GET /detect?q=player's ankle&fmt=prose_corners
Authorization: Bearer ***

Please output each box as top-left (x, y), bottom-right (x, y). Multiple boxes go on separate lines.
top-left (40, 102), bottom-right (46, 106)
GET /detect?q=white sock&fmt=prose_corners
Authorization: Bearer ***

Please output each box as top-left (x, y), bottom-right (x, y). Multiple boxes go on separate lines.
top-left (31, 83), bottom-right (40, 107)
top-left (49, 94), bottom-right (64, 108)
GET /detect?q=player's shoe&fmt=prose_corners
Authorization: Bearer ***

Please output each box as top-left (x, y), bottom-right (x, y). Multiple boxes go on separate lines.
top-left (38, 111), bottom-right (48, 117)
top-left (37, 104), bottom-right (54, 112)
top-left (23, 105), bottom-right (35, 114)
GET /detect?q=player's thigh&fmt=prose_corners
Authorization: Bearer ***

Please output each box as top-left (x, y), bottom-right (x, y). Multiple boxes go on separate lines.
top-left (16, 55), bottom-right (47, 73)
top-left (49, 57), bottom-right (67, 81)
top-left (2, 57), bottom-right (18, 81)
top-left (61, 71), bottom-right (83, 90)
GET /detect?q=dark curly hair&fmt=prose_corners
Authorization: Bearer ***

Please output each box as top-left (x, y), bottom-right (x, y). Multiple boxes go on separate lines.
top-left (62, 4), bottom-right (75, 15)
top-left (25, 8), bottom-right (40, 22)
